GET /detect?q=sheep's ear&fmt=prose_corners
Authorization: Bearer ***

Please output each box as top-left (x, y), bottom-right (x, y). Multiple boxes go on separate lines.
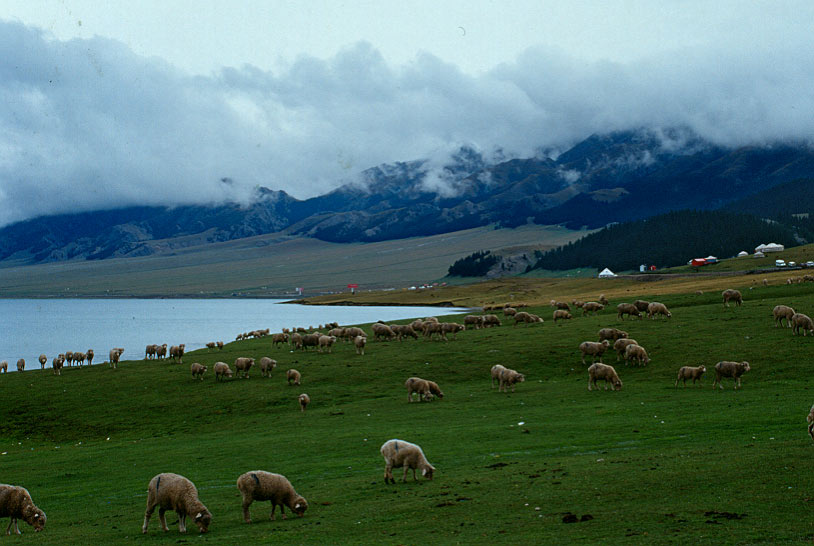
top-left (33, 514), bottom-right (39, 519)
top-left (195, 512), bottom-right (202, 521)
top-left (294, 503), bottom-right (302, 510)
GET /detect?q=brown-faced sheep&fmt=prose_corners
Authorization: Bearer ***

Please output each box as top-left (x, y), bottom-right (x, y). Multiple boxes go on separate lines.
top-left (722, 289), bottom-right (743, 307)
top-left (169, 344), bottom-right (185, 363)
top-left (712, 361), bottom-right (751, 389)
top-left (290, 333), bottom-right (303, 350)
top-left (381, 439), bottom-right (435, 484)
top-left (213, 362), bottom-right (233, 381)
top-left (237, 471), bottom-right (307, 523)
top-left (259, 357), bottom-right (277, 377)
top-left (74, 352), bottom-right (86, 366)
top-left (52, 355), bottom-right (65, 375)
top-left (38, 354), bottom-right (46, 370)
top-left (0, 484), bottom-right (46, 535)
top-left (572, 300), bottom-right (585, 308)
top-left (15, 359), bottom-right (24, 372)
top-left (286, 369), bottom-right (301, 386)
top-left (579, 340), bottom-right (610, 364)
top-left (598, 327), bottom-right (628, 342)
top-left (142, 473), bottom-right (211, 534)
top-left (633, 299), bottom-right (650, 312)
top-left (553, 310), bottom-right (572, 323)
top-left (647, 302), bottom-right (672, 319)
top-left (405, 377), bottom-right (444, 402)
top-left (318, 335), bottom-right (337, 353)
top-left (464, 315), bottom-right (484, 329)
top-left (190, 363), bottom-right (207, 381)
top-left (675, 365), bottom-right (706, 387)
top-left (497, 367), bottom-right (525, 393)
top-left (582, 302), bottom-right (604, 316)
top-left (216, 341), bottom-right (224, 350)
top-left (298, 393), bottom-right (310, 412)
top-left (617, 303), bottom-right (642, 320)
top-left (613, 338), bottom-right (639, 362)
top-left (773, 305), bottom-right (795, 328)
top-left (354, 335), bottom-right (367, 355)
top-left (588, 362), bottom-right (622, 391)
top-left (482, 314), bottom-right (502, 327)
top-left (65, 351), bottom-right (74, 366)
top-left (234, 357), bottom-right (255, 379)
top-left (792, 313), bottom-right (814, 336)
top-left (624, 344), bottom-right (651, 366)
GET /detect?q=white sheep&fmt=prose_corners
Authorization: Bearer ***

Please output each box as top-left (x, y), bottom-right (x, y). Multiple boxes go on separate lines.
top-left (646, 302), bottom-right (672, 319)
top-left (15, 359), bottom-right (24, 373)
top-left (52, 355), bottom-right (65, 376)
top-left (236, 471), bottom-right (308, 523)
top-left (234, 357), bottom-right (255, 379)
top-left (259, 357), bottom-right (277, 378)
top-left (497, 366), bottom-right (525, 393)
top-left (38, 354), bottom-right (46, 370)
top-left (588, 363), bottom-right (622, 391)
top-left (108, 348), bottom-right (124, 369)
top-left (792, 313), bottom-right (814, 336)
top-left (169, 344), bottom-right (186, 363)
top-left (722, 289), bottom-right (743, 307)
top-left (579, 340), bottom-right (610, 364)
top-left (405, 377), bottom-right (444, 402)
top-left (354, 335), bottom-right (367, 355)
top-left (213, 361), bottom-right (233, 381)
top-left (381, 439), bottom-right (435, 483)
top-left (481, 314), bottom-right (502, 327)
top-left (712, 361), bottom-right (750, 389)
top-left (613, 338), bottom-right (639, 362)
top-left (675, 365), bottom-right (706, 387)
top-left (581, 302), bottom-right (604, 316)
top-left (298, 393), bottom-right (310, 412)
top-left (142, 473), bottom-right (211, 534)
top-left (773, 305), bottom-right (795, 328)
top-left (190, 363), bottom-right (207, 381)
top-left (490, 364), bottom-right (506, 388)
top-left (623, 344), bottom-right (651, 366)
top-left (317, 335), bottom-right (337, 353)
top-left (286, 369), bottom-right (301, 386)
top-left (0, 484), bottom-right (46, 535)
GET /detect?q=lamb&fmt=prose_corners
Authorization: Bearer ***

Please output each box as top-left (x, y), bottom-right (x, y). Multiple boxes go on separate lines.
top-left (317, 335), bottom-right (337, 353)
top-left (298, 393), bottom-right (310, 412)
top-left (598, 327), bottom-right (628, 342)
top-left (553, 310), bottom-right (572, 323)
top-left (497, 366), bottom-right (525, 393)
top-left (581, 302), bottom-right (604, 316)
top-left (579, 340), bottom-right (610, 364)
top-left (613, 338), bottom-right (639, 361)
top-left (0, 361), bottom-right (6, 373)
top-left (773, 305), bottom-right (795, 328)
top-left (190, 363), bottom-right (207, 381)
top-left (633, 299), bottom-right (650, 313)
top-left (381, 439), bottom-right (435, 483)
top-left (405, 377), bottom-right (444, 402)
top-left (169, 344), bottom-right (186, 363)
top-left (617, 303), bottom-right (642, 320)
top-left (481, 314), bottom-right (502, 327)
top-left (286, 369), bottom-right (301, 386)
top-left (722, 289), bottom-right (743, 307)
top-left (623, 344), bottom-right (651, 366)
top-left (792, 313), bottom-right (814, 336)
top-left (236, 471), bottom-right (308, 523)
top-left (213, 361), bottom-right (233, 381)
top-left (464, 315), bottom-right (484, 329)
top-left (234, 357), bottom-right (255, 379)
top-left (38, 354), bottom-right (46, 369)
top-left (259, 357), bottom-right (277, 378)
top-left (587, 362), bottom-right (623, 391)
top-left (86, 349), bottom-right (94, 365)
top-left (16, 359), bottom-right (24, 372)
top-left (647, 302), bottom-right (672, 319)
top-left (108, 348), bottom-right (124, 368)
top-left (372, 323), bottom-right (396, 341)
top-left (142, 473), bottom-right (212, 534)
top-left (0, 484), bottom-right (46, 535)
top-left (712, 361), bottom-right (751, 389)
top-left (675, 365), bottom-right (706, 387)
top-left (354, 335), bottom-right (367, 355)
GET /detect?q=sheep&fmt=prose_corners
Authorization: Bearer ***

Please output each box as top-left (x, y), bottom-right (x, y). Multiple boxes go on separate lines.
top-left (142, 473), bottom-right (211, 534)
top-left (169, 344), bottom-right (186, 363)
top-left (503, 307), bottom-right (517, 317)
top-left (298, 393), bottom-right (310, 412)
top-left (290, 333), bottom-right (303, 350)
top-left (440, 322), bottom-right (465, 340)
top-left (599, 294), bottom-right (609, 306)
top-left (216, 341), bottom-right (224, 350)
top-left (807, 405), bottom-right (814, 440)
top-left (52, 355), bottom-right (64, 376)
top-left (613, 338), bottom-right (639, 361)
top-left (553, 310), bottom-right (572, 323)
top-left (598, 327), bottom-right (628, 342)
top-left (74, 352), bottom-right (86, 366)
top-left (237, 471), bottom-right (308, 523)
top-left (391, 324), bottom-right (419, 340)
top-left (675, 365), bottom-right (706, 387)
top-left (409, 319), bottom-right (426, 333)
top-left (15, 359), bottom-right (24, 372)
top-left (190, 363), bottom-right (207, 381)
top-left (579, 340), bottom-right (610, 364)
top-left (792, 313), bottom-right (814, 336)
top-left (156, 344), bottom-right (167, 359)
top-left (108, 348), bottom-right (124, 368)
top-left (38, 354), bottom-right (46, 370)
top-left (328, 327), bottom-right (345, 339)
top-left (633, 299), bottom-right (650, 312)
top-left (234, 357), bottom-right (255, 379)
top-left (405, 377), bottom-right (444, 402)
top-left (617, 303), bottom-right (642, 320)
top-left (86, 349), bottom-right (94, 365)
top-left (464, 315), bottom-right (484, 329)
top-left (317, 335), bottom-right (337, 353)
top-left (588, 363), bottom-right (623, 391)
top-left (551, 300), bottom-right (571, 311)
top-left (259, 357), bottom-right (277, 378)
top-left (146, 344), bottom-right (159, 359)
top-left (624, 344), bottom-right (651, 366)
top-left (513, 312), bottom-right (543, 326)
top-left (647, 302), bottom-right (672, 319)
top-left (497, 367), bottom-right (525, 393)
top-left (423, 321), bottom-right (444, 341)
top-left (712, 361), bottom-right (751, 389)
top-left (490, 364), bottom-right (506, 388)
top-left (0, 484), bottom-right (46, 535)
top-left (481, 314), bottom-right (502, 327)
top-left (773, 305), bottom-right (795, 328)
top-left (572, 300), bottom-right (585, 308)
top-left (581, 302), bottom-right (604, 316)
top-left (300, 333), bottom-right (321, 350)
top-left (381, 439), bottom-right (435, 483)
top-left (372, 323), bottom-right (396, 341)
top-left (0, 361), bottom-right (6, 373)
top-left (213, 362), bottom-right (233, 381)
top-left (65, 351), bottom-right (74, 366)
top-left (354, 335), bottom-right (367, 355)
top-left (286, 369), bottom-right (301, 386)
top-left (345, 326), bottom-right (366, 339)
top-left (722, 289), bottom-right (743, 307)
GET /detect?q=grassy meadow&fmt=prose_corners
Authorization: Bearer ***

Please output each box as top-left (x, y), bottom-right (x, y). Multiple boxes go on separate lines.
top-left (2, 278), bottom-right (814, 544)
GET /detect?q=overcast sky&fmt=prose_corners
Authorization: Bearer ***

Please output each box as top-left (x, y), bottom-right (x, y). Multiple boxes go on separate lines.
top-left (0, 1), bottom-right (812, 226)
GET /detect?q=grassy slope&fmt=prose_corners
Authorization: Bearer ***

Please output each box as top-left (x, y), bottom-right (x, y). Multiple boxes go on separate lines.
top-left (2, 279), bottom-right (814, 544)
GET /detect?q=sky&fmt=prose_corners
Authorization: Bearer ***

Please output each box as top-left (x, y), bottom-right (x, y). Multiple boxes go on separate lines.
top-left (0, 1), bottom-right (813, 226)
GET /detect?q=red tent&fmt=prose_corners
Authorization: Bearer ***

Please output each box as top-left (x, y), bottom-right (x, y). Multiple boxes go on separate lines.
top-left (691, 258), bottom-right (707, 267)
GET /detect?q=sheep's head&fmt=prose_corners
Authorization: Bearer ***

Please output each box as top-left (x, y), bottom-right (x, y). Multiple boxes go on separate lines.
top-left (698, 365), bottom-right (706, 373)
top-left (194, 510), bottom-right (212, 533)
top-left (515, 373), bottom-right (526, 384)
top-left (293, 497), bottom-right (308, 517)
top-left (741, 361), bottom-right (751, 372)
top-left (613, 378), bottom-right (623, 391)
top-left (601, 340), bottom-right (610, 348)
top-left (422, 464), bottom-right (435, 480)
top-left (24, 507), bottom-right (45, 532)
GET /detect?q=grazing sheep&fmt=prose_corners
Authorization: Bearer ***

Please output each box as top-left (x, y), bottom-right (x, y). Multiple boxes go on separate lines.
top-left (328, 328), bottom-right (345, 339)
top-left (581, 302), bottom-right (604, 316)
top-left (205, 342), bottom-right (215, 349)
top-left (409, 319), bottom-right (426, 333)
top-left (722, 289), bottom-right (743, 307)
top-left (190, 363), bottom-right (207, 381)
top-left (15, 359), bottom-right (24, 372)
top-left (259, 357), bottom-right (277, 378)
top-left (598, 327), bottom-right (628, 342)
top-left (86, 349), bottom-right (94, 366)
top-left (234, 357), bottom-right (255, 379)
top-left (481, 314), bottom-right (502, 327)
top-left (624, 344), bottom-right (651, 366)
top-left (237, 471), bottom-right (308, 523)
top-left (490, 364), bottom-right (507, 388)
top-left (213, 362), bottom-right (233, 381)
top-left (633, 300), bottom-right (650, 313)
top-left (0, 361), bottom-right (6, 373)
top-left (792, 313), bottom-right (814, 336)
top-left (290, 333), bottom-right (303, 350)
top-left (317, 335), bottom-right (337, 353)
top-left (588, 363), bottom-right (623, 391)
top-left (108, 348), bottom-right (124, 368)
top-left (354, 335), bottom-right (367, 355)
top-left (553, 310), bottom-right (572, 323)
top-left (464, 315), bottom-right (484, 329)
top-left (344, 327), bottom-right (366, 340)
top-left (513, 312), bottom-right (543, 326)
top-left (497, 367), bottom-right (525, 393)
top-left (405, 377), bottom-right (444, 402)
top-left (572, 300), bottom-right (585, 308)
top-left (617, 303), bottom-right (642, 320)
top-left (38, 354), bottom-right (46, 370)
top-left (381, 439), bottom-right (435, 483)
top-left (807, 405), bottom-right (814, 440)
top-left (52, 355), bottom-right (64, 376)
top-left (579, 340), bottom-right (610, 364)
top-left (169, 344), bottom-right (186, 363)
top-left (300, 333), bottom-right (322, 351)
top-left (613, 338), bottom-right (639, 362)
top-left (391, 324), bottom-right (419, 340)
top-left (298, 393), bottom-right (310, 412)
top-left (372, 323), bottom-right (396, 342)
top-left (675, 365), bottom-right (706, 387)
top-left (0, 484), bottom-right (46, 535)
top-left (712, 361), bottom-right (751, 389)
top-left (142, 473), bottom-right (211, 534)
top-left (599, 294), bottom-right (609, 306)
top-left (551, 300), bottom-right (571, 311)
top-left (647, 302), bottom-right (672, 319)
top-left (423, 321), bottom-right (444, 341)
top-left (773, 305), bottom-right (795, 328)
top-left (440, 322), bottom-right (465, 340)
top-left (503, 307), bottom-right (517, 317)
top-left (286, 369), bottom-right (301, 386)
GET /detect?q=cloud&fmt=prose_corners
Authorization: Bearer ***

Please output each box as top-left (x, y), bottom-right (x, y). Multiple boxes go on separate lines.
top-left (1, 19), bottom-right (813, 226)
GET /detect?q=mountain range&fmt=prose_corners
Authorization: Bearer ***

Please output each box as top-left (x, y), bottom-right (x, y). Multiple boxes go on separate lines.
top-left (2, 128), bottom-right (814, 264)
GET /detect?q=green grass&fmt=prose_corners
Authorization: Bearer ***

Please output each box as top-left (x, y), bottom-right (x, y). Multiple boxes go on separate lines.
top-left (3, 282), bottom-right (814, 543)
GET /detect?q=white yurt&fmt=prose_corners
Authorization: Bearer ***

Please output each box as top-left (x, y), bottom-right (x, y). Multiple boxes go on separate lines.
top-left (763, 243), bottom-right (784, 253)
top-left (598, 268), bottom-right (617, 278)
top-left (754, 251), bottom-right (765, 258)
top-left (737, 251), bottom-right (749, 257)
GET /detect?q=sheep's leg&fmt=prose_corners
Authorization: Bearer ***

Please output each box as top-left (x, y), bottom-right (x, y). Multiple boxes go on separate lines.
top-left (5, 518), bottom-right (13, 535)
top-left (178, 512), bottom-right (187, 533)
top-left (280, 505), bottom-right (287, 520)
top-left (384, 462), bottom-right (393, 483)
top-left (143, 500), bottom-right (157, 533)
top-left (242, 497), bottom-right (252, 523)
top-left (158, 508), bottom-right (169, 532)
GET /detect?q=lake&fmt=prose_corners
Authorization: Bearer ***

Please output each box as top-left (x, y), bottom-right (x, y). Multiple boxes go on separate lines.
top-left (0, 299), bottom-right (467, 370)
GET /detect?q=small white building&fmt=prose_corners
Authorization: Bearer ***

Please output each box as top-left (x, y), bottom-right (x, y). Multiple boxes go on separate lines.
top-left (598, 268), bottom-right (617, 278)
top-left (754, 251), bottom-right (765, 258)
top-left (737, 251), bottom-right (749, 257)
top-left (755, 243), bottom-right (784, 253)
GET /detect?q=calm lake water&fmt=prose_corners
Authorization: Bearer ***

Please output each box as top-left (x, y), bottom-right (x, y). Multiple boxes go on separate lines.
top-left (0, 299), bottom-right (467, 370)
